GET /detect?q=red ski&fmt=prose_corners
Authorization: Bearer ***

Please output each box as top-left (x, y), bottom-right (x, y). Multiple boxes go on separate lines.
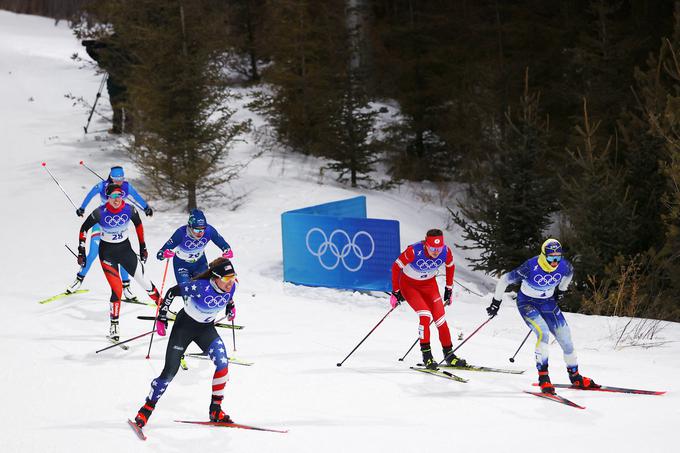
top-left (524, 391), bottom-right (586, 409)
top-left (127, 419), bottom-right (147, 440)
top-left (532, 383), bottom-right (665, 395)
top-left (175, 420), bottom-right (288, 433)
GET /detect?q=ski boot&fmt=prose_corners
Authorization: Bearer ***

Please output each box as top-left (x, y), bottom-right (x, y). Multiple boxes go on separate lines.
top-left (66, 274), bottom-right (84, 294)
top-left (109, 320), bottom-right (120, 342)
top-left (442, 346), bottom-right (467, 368)
top-left (421, 343), bottom-right (437, 370)
top-left (568, 366), bottom-right (601, 389)
top-left (538, 365), bottom-right (555, 394)
top-left (209, 397), bottom-right (233, 423)
top-left (122, 281), bottom-right (137, 301)
top-left (134, 399), bottom-right (156, 428)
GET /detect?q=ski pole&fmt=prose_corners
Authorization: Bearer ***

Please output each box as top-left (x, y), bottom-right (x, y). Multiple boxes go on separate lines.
top-left (96, 328), bottom-right (155, 354)
top-left (455, 280), bottom-right (483, 297)
top-left (84, 73), bottom-right (108, 134)
top-left (509, 330), bottom-right (532, 363)
top-left (438, 316), bottom-right (493, 367)
top-left (337, 306), bottom-right (396, 367)
top-left (64, 244), bottom-right (77, 258)
top-left (145, 259), bottom-right (171, 359)
top-left (397, 319), bottom-right (433, 362)
top-left (232, 318), bottom-right (237, 351)
top-left (79, 160), bottom-right (105, 181)
top-left (41, 162), bottom-right (78, 210)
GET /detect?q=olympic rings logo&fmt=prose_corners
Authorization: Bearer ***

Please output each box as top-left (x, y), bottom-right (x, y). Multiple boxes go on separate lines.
top-left (204, 294), bottom-right (230, 308)
top-left (533, 273), bottom-right (562, 286)
top-left (103, 214), bottom-right (129, 227)
top-left (415, 258), bottom-right (443, 269)
top-left (184, 238), bottom-right (208, 250)
top-left (305, 228), bottom-right (375, 272)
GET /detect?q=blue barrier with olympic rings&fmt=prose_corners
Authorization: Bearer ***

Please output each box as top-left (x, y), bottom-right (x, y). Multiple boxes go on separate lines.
top-left (281, 196), bottom-right (400, 292)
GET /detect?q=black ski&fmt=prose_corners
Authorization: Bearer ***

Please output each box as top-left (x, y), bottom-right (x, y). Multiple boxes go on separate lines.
top-left (409, 366), bottom-right (468, 383)
top-left (185, 352), bottom-right (253, 366)
top-left (532, 382), bottom-right (666, 395)
top-left (175, 420), bottom-right (288, 433)
top-left (136, 315), bottom-right (243, 330)
top-left (524, 391), bottom-right (585, 409)
top-left (417, 363), bottom-right (524, 375)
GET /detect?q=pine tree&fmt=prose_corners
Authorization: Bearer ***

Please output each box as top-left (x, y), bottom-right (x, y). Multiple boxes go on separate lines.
top-left (559, 98), bottom-right (639, 292)
top-left (451, 70), bottom-right (557, 274)
top-left (82, 0), bottom-right (251, 211)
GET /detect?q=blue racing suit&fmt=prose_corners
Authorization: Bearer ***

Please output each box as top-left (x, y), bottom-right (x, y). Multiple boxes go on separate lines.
top-left (494, 256), bottom-right (576, 371)
top-left (157, 225), bottom-right (231, 286)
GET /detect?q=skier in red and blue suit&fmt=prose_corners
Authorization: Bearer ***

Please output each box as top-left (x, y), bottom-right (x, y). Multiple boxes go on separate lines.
top-left (391, 229), bottom-right (466, 369)
top-left (486, 238), bottom-right (599, 393)
top-left (156, 209), bottom-right (233, 286)
top-left (69, 165), bottom-right (152, 301)
top-left (133, 258), bottom-right (238, 428)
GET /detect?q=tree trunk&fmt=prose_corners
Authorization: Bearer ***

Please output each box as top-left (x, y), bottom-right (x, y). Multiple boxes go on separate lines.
top-left (187, 182), bottom-right (197, 212)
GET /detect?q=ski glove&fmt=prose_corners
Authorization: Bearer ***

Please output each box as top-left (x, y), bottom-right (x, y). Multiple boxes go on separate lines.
top-left (144, 206), bottom-right (153, 217)
top-left (76, 207), bottom-right (85, 217)
top-left (222, 249), bottom-right (234, 259)
top-left (444, 286), bottom-right (453, 306)
top-left (390, 290), bottom-right (405, 308)
top-left (77, 244), bottom-right (86, 268)
top-left (157, 249), bottom-right (175, 261)
top-left (226, 302), bottom-right (236, 321)
top-left (554, 288), bottom-right (565, 302)
top-left (139, 243), bottom-right (148, 264)
top-left (486, 298), bottom-right (502, 318)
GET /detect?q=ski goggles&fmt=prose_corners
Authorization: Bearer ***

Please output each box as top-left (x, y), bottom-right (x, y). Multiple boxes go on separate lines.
top-left (546, 255), bottom-right (562, 263)
top-left (220, 274), bottom-right (236, 283)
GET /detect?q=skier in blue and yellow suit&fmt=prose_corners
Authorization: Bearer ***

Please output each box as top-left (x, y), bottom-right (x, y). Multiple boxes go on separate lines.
top-left (486, 238), bottom-right (599, 393)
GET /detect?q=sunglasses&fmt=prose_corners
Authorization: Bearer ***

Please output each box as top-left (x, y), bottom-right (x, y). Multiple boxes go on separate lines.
top-left (546, 255), bottom-right (562, 263)
top-left (191, 227), bottom-right (206, 234)
top-left (108, 192), bottom-right (123, 199)
top-left (427, 245), bottom-right (444, 253)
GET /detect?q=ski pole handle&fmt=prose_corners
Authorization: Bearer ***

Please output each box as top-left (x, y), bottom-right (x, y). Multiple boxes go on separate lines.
top-left (41, 163), bottom-right (79, 210)
top-left (337, 306), bottom-right (396, 367)
top-left (509, 330), bottom-right (532, 363)
top-left (79, 160), bottom-right (105, 181)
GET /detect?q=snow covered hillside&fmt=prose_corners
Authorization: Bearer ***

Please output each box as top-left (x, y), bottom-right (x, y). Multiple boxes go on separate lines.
top-left (1, 10), bottom-right (678, 453)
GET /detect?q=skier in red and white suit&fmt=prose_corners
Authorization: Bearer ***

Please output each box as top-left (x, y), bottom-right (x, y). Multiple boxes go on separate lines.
top-left (391, 229), bottom-right (467, 369)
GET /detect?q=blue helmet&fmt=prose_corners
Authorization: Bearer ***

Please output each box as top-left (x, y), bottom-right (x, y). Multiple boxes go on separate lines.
top-left (109, 166), bottom-right (125, 182)
top-left (188, 209), bottom-right (207, 229)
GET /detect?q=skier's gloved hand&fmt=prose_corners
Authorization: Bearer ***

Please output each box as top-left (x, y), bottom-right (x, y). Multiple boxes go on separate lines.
top-left (226, 302), bottom-right (236, 321)
top-left (222, 249), bottom-right (234, 259)
top-left (554, 288), bottom-right (565, 302)
top-left (156, 307), bottom-right (169, 336)
top-left (444, 286), bottom-right (453, 306)
top-left (486, 298), bottom-right (502, 318)
top-left (139, 243), bottom-right (148, 263)
top-left (76, 207), bottom-right (85, 217)
top-left (144, 206), bottom-right (153, 217)
top-left (77, 244), bottom-right (86, 268)
top-left (390, 290), bottom-right (405, 308)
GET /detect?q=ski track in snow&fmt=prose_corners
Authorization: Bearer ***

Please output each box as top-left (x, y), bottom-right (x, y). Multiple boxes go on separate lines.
top-left (1, 10), bottom-right (678, 453)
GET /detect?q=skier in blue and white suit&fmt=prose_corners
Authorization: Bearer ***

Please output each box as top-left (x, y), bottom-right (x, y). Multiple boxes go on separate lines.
top-left (156, 209), bottom-right (233, 286)
top-left (68, 165), bottom-right (153, 299)
top-left (486, 238), bottom-right (599, 394)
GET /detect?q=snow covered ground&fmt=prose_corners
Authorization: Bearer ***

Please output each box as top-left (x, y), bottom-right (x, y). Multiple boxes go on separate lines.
top-left (1, 10), bottom-right (678, 453)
